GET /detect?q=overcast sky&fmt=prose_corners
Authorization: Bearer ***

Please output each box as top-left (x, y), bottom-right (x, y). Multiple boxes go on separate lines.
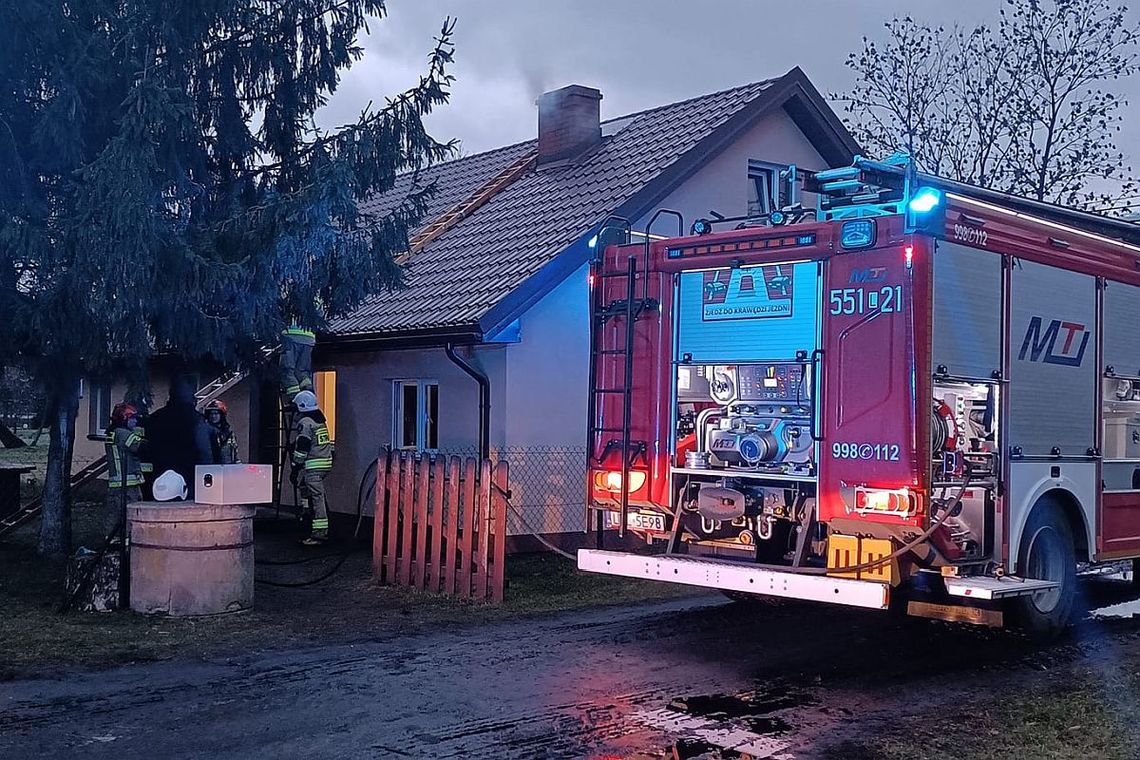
top-left (317, 0), bottom-right (1140, 164)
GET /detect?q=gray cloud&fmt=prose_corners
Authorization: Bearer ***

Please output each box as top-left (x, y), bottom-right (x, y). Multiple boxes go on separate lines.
top-left (318, 0), bottom-right (1140, 167)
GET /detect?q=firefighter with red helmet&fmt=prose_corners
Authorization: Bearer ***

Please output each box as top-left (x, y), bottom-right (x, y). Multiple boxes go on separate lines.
top-left (104, 402), bottom-right (146, 539)
top-left (203, 399), bottom-right (240, 464)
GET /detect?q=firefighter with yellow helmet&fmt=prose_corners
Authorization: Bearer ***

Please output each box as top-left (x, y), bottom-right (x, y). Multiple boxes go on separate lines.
top-left (290, 390), bottom-right (333, 544)
top-left (104, 402), bottom-right (146, 539)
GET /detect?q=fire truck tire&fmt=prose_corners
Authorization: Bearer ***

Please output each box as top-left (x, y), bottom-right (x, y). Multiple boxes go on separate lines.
top-left (1010, 499), bottom-right (1077, 638)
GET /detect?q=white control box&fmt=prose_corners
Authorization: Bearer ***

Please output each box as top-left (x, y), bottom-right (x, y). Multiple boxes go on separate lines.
top-left (195, 464), bottom-right (273, 505)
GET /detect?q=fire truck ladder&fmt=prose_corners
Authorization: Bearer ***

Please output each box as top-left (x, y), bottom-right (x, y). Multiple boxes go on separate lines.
top-left (1, 348), bottom-right (282, 540)
top-left (587, 211), bottom-right (681, 545)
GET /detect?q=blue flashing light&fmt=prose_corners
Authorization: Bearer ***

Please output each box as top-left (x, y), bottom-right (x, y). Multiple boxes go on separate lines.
top-left (908, 187), bottom-right (942, 214)
top-left (840, 219), bottom-right (876, 249)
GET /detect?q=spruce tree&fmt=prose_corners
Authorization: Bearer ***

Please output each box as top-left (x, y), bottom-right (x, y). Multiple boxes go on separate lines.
top-left (0, 2), bottom-right (455, 556)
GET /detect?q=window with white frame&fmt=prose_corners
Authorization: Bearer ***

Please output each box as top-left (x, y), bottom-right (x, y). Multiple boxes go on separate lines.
top-left (87, 383), bottom-right (113, 435)
top-left (747, 159), bottom-right (790, 218)
top-left (393, 380), bottom-right (439, 451)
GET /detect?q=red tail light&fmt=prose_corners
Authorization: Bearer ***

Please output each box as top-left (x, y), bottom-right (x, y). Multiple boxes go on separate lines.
top-left (592, 470), bottom-right (647, 494)
top-left (854, 487), bottom-right (914, 516)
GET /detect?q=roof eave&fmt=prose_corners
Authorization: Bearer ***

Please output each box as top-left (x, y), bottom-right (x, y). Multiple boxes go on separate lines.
top-left (318, 323), bottom-right (483, 353)
top-left (779, 66), bottom-right (862, 165)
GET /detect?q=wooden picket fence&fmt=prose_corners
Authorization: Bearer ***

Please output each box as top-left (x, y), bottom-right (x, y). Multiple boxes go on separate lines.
top-left (372, 449), bottom-right (509, 602)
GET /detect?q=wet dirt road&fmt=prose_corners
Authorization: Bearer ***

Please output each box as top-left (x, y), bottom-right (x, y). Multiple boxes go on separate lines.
top-left (3, 582), bottom-right (1140, 759)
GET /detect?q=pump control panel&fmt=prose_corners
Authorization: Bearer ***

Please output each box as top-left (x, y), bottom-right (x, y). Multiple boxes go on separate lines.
top-left (715, 364), bottom-right (810, 404)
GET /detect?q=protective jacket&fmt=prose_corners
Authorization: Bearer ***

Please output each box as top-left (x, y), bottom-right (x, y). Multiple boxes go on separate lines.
top-left (105, 427), bottom-right (146, 488)
top-left (292, 414), bottom-right (333, 472)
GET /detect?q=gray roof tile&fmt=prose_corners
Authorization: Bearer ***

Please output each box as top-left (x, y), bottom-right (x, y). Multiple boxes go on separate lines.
top-left (330, 78), bottom-right (781, 337)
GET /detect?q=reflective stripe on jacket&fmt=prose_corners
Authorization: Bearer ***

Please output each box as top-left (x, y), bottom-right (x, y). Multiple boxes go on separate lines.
top-left (281, 326), bottom-right (316, 346)
top-left (292, 415), bottom-right (334, 471)
top-left (105, 427), bottom-right (145, 487)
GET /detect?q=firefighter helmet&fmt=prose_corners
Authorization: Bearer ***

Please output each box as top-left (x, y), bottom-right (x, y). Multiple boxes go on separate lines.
top-left (205, 399), bottom-right (228, 416)
top-left (153, 470), bottom-right (188, 502)
top-left (293, 390), bottom-right (319, 413)
top-left (110, 402), bottom-right (138, 426)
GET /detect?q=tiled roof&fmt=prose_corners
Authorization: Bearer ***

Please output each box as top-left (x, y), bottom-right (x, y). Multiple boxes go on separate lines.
top-left (329, 72), bottom-right (831, 338)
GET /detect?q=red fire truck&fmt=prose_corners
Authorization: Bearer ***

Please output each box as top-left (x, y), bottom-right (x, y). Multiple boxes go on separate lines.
top-left (580, 156), bottom-right (1140, 635)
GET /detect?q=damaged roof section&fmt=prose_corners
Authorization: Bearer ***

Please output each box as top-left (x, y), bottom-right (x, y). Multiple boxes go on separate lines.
top-left (328, 67), bottom-right (858, 342)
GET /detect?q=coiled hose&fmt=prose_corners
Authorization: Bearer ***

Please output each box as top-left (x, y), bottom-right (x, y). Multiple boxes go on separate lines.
top-left (253, 456), bottom-right (375, 588)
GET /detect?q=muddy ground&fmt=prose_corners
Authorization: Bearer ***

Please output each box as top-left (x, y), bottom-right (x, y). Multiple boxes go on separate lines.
top-left (4, 576), bottom-right (1140, 759)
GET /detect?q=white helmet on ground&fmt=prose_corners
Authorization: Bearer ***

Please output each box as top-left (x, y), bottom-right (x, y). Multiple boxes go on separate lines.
top-left (293, 390), bottom-right (319, 413)
top-left (153, 470), bottom-right (188, 502)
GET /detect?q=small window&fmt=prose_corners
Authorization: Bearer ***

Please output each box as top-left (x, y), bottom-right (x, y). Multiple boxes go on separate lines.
top-left (88, 384), bottom-right (113, 436)
top-left (394, 380), bottom-right (439, 451)
top-left (314, 370), bottom-right (337, 440)
top-left (748, 160), bottom-right (789, 218)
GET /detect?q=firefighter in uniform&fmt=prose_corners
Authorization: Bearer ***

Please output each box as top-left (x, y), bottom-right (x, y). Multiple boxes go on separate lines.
top-left (104, 402), bottom-right (146, 539)
top-left (290, 390), bottom-right (333, 544)
top-left (280, 324), bottom-right (316, 400)
top-left (203, 399), bottom-right (240, 464)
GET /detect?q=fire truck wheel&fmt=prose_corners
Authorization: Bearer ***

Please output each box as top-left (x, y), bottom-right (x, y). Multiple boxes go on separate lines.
top-left (1010, 499), bottom-right (1077, 638)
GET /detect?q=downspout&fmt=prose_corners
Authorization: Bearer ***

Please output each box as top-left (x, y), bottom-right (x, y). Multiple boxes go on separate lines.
top-left (445, 343), bottom-right (490, 460)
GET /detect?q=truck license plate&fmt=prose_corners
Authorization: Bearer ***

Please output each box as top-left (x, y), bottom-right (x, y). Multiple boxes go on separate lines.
top-left (606, 510), bottom-right (666, 533)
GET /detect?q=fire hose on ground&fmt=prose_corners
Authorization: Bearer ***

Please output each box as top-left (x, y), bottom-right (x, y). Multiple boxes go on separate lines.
top-left (252, 456), bottom-right (374, 588)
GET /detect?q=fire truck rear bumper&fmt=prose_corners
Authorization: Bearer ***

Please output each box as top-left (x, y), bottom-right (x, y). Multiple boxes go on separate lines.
top-left (577, 549), bottom-right (890, 610)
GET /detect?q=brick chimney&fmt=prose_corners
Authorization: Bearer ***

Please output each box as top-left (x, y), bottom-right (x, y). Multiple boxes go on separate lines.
top-left (536, 84), bottom-right (603, 168)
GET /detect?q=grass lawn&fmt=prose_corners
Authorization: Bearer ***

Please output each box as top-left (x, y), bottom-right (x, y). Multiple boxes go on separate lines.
top-left (0, 500), bottom-right (698, 677)
top-left (827, 678), bottom-right (1140, 760)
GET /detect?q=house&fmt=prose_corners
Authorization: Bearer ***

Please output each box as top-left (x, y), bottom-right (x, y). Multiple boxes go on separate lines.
top-left (72, 66), bottom-right (859, 548)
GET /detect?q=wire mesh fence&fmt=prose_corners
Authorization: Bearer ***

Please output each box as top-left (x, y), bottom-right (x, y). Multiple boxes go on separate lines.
top-left (431, 446), bottom-right (588, 537)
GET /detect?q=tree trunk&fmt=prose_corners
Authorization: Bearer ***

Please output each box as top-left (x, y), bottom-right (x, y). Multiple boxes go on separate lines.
top-left (38, 382), bottom-right (79, 558)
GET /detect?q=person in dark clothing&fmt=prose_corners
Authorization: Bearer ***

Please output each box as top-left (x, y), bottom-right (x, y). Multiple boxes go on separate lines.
top-left (144, 375), bottom-right (213, 499)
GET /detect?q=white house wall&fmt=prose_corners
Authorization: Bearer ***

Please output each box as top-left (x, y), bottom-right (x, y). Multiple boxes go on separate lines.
top-left (634, 108), bottom-right (829, 230)
top-left (502, 262), bottom-right (591, 535)
top-left (324, 345), bottom-right (506, 517)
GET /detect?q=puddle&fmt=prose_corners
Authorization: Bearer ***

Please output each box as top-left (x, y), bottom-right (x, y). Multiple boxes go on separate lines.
top-left (667, 689), bottom-right (807, 734)
top-left (626, 686), bottom-right (809, 759)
